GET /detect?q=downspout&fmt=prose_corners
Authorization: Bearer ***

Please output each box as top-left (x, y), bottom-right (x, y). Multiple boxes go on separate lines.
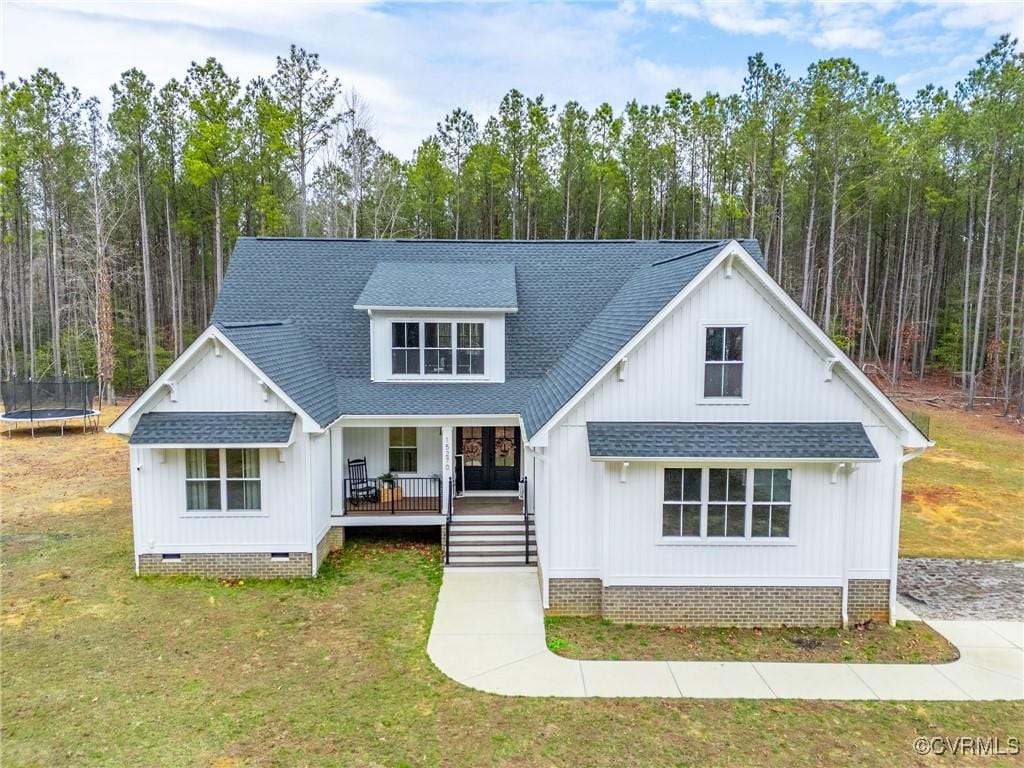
top-left (307, 433), bottom-right (316, 577)
top-left (840, 463), bottom-right (851, 628)
top-left (888, 445), bottom-right (929, 625)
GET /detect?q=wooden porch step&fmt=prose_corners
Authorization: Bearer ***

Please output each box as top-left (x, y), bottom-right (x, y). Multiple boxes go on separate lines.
top-left (449, 542), bottom-right (537, 553)
top-left (446, 553), bottom-right (535, 565)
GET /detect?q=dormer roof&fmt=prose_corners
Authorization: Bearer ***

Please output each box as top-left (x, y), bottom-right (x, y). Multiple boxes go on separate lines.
top-left (354, 261), bottom-right (518, 312)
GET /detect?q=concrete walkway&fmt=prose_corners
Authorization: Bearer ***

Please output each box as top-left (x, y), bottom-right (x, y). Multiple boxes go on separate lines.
top-left (426, 568), bottom-right (1024, 700)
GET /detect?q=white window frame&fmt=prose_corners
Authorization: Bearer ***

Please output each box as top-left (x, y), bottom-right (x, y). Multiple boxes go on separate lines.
top-left (388, 319), bottom-right (488, 381)
top-left (655, 464), bottom-right (794, 546)
top-left (388, 426), bottom-right (419, 475)
top-left (391, 321), bottom-right (421, 375)
top-left (183, 448), bottom-right (264, 518)
top-left (697, 321), bottom-right (750, 405)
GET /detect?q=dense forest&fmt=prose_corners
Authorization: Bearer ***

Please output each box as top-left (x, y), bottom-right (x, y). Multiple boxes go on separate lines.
top-left (1, 38), bottom-right (1022, 414)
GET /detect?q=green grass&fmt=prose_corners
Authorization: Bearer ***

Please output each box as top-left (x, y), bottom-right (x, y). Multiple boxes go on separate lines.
top-left (544, 616), bottom-right (959, 663)
top-left (2, 409), bottom-right (1022, 767)
top-left (901, 408), bottom-right (1024, 560)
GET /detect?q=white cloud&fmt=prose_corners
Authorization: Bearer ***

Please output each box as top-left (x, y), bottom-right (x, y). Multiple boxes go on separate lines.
top-left (2, 0), bottom-right (1021, 159)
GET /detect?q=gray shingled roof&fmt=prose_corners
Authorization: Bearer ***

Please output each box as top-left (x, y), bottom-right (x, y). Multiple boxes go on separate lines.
top-left (130, 412), bottom-right (296, 445)
top-left (212, 238), bottom-right (764, 434)
top-left (355, 262), bottom-right (518, 310)
top-left (585, 422), bottom-right (879, 460)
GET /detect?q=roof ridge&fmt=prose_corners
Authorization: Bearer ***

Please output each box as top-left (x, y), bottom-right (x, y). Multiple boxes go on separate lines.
top-left (649, 240), bottom-right (726, 267)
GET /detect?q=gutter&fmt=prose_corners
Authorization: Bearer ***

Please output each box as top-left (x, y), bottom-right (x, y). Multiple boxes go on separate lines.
top-left (888, 444), bottom-right (931, 625)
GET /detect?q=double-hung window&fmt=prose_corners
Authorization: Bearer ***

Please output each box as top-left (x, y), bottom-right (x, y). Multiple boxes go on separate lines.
top-left (391, 322), bottom-right (420, 374)
top-left (424, 322), bottom-right (453, 374)
top-left (752, 469), bottom-right (791, 538)
top-left (456, 323), bottom-right (484, 375)
top-left (388, 427), bottom-right (418, 473)
top-left (186, 448), bottom-right (261, 513)
top-left (662, 468), bottom-right (702, 536)
top-left (661, 467), bottom-right (791, 540)
top-left (704, 326), bottom-right (744, 398)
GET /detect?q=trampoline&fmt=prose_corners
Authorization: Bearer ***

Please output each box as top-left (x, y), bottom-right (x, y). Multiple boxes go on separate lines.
top-left (1, 379), bottom-right (101, 436)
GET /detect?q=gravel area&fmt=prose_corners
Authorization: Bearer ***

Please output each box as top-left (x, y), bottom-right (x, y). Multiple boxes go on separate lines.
top-left (897, 557), bottom-right (1024, 620)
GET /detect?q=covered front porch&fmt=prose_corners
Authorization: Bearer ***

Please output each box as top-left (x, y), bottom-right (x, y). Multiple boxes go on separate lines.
top-left (329, 419), bottom-right (527, 527)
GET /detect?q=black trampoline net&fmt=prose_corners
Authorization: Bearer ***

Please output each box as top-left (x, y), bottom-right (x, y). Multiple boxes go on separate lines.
top-left (2, 379), bottom-right (98, 416)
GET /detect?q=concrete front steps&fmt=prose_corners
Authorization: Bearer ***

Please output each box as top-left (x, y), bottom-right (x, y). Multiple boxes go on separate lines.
top-left (446, 513), bottom-right (536, 567)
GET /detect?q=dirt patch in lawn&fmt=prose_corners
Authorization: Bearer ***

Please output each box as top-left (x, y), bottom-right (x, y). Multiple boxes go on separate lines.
top-left (897, 406), bottom-right (1024, 560)
top-left (545, 616), bottom-right (959, 664)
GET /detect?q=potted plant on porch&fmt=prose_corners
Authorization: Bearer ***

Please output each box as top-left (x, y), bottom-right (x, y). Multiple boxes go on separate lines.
top-left (377, 472), bottom-right (404, 503)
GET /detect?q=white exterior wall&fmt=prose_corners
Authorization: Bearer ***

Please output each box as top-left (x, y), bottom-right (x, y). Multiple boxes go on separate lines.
top-left (369, 311), bottom-right (506, 382)
top-left (341, 426), bottom-right (443, 480)
top-left (152, 345), bottom-right (289, 413)
top-left (310, 431), bottom-right (333, 557)
top-left (130, 345), bottom-right (312, 558)
top-left (542, 262), bottom-right (905, 585)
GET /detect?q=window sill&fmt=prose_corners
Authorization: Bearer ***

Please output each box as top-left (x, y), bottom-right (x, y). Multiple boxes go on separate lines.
top-left (181, 510), bottom-right (268, 519)
top-left (696, 398), bottom-right (750, 406)
top-left (657, 537), bottom-right (794, 547)
top-left (386, 375), bottom-right (491, 383)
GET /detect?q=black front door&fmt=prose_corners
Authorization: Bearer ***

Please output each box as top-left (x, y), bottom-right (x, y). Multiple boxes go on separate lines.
top-left (457, 426), bottom-right (520, 492)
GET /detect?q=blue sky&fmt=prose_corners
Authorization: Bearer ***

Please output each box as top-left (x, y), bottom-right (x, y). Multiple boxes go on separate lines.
top-left (4, 1), bottom-right (1022, 158)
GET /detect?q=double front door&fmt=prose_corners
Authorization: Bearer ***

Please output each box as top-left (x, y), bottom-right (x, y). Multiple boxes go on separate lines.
top-left (456, 426), bottom-right (520, 492)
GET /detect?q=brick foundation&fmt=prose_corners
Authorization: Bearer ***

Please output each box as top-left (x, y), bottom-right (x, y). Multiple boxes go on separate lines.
top-left (138, 551), bottom-right (313, 579)
top-left (847, 579), bottom-right (890, 624)
top-left (316, 526), bottom-right (346, 570)
top-left (547, 577), bottom-right (847, 627)
top-left (547, 577), bottom-right (603, 615)
top-left (602, 584), bottom-right (842, 627)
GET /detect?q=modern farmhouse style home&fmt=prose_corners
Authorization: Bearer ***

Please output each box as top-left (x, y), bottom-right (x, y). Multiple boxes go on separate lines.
top-left (109, 237), bottom-right (930, 627)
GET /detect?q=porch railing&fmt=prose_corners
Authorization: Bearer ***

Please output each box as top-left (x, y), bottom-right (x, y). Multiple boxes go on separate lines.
top-left (521, 477), bottom-right (530, 565)
top-left (445, 477), bottom-right (453, 565)
top-left (344, 476), bottom-right (443, 514)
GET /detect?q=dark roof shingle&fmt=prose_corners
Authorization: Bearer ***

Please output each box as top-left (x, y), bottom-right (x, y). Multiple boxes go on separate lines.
top-left (211, 238), bottom-right (765, 434)
top-left (130, 411), bottom-right (296, 445)
top-left (355, 261), bottom-right (518, 310)
top-left (585, 421), bottom-right (879, 460)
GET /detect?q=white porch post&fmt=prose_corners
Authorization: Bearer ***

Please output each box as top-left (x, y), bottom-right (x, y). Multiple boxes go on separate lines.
top-left (441, 425), bottom-right (455, 513)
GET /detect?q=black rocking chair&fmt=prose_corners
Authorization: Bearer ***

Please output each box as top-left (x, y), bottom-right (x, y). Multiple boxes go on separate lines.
top-left (347, 457), bottom-right (378, 506)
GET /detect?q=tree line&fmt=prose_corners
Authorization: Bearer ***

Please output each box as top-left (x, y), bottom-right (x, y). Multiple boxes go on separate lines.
top-left (1, 39), bottom-right (1022, 414)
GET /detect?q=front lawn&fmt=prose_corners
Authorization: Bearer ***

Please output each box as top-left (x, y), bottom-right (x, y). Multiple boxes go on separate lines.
top-left (545, 616), bottom-right (958, 663)
top-left (2, 408), bottom-right (1021, 767)
top-left (901, 408), bottom-right (1024, 560)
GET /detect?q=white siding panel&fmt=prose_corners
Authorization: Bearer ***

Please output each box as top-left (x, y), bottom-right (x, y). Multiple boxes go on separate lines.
top-left (546, 424), bottom-right (602, 575)
top-left (131, 440), bottom-right (310, 553)
top-left (310, 432), bottom-right (332, 543)
top-left (543, 263), bottom-right (905, 583)
top-left (152, 345), bottom-right (287, 413)
top-left (342, 427), bottom-right (443, 481)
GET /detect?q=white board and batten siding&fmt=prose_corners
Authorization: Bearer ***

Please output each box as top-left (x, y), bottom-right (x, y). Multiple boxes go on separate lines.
top-left (340, 426), bottom-right (442, 490)
top-left (131, 344), bottom-right (313, 557)
top-left (542, 262), bottom-right (904, 586)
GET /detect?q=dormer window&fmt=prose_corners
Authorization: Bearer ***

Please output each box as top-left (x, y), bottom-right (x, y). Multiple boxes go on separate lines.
top-left (425, 322), bottom-right (453, 374)
top-left (457, 323), bottom-right (484, 375)
top-left (392, 322), bottom-right (420, 374)
top-left (390, 320), bottom-right (486, 378)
